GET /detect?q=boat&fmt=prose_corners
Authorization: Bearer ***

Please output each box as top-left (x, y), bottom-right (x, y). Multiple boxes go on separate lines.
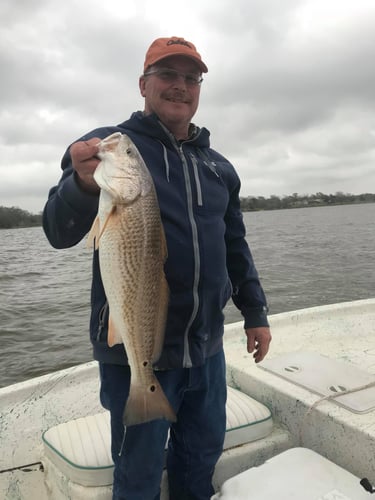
top-left (1, 298), bottom-right (375, 499)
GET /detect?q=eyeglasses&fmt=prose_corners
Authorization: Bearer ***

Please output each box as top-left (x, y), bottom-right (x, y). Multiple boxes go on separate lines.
top-left (143, 68), bottom-right (203, 86)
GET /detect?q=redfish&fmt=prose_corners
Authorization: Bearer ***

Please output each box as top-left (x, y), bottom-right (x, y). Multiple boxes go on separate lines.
top-left (88, 132), bottom-right (176, 426)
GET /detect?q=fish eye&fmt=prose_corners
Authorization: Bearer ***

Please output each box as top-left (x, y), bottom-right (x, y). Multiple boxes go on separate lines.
top-left (126, 148), bottom-right (132, 155)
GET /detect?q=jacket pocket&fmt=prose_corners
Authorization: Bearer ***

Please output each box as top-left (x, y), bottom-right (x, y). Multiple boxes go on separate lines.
top-left (189, 153), bottom-right (203, 206)
top-left (189, 154), bottom-right (230, 215)
top-left (96, 301), bottom-right (108, 341)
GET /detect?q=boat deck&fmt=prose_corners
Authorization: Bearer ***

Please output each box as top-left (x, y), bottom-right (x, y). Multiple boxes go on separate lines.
top-left (1, 299), bottom-right (375, 498)
top-left (224, 299), bottom-right (375, 480)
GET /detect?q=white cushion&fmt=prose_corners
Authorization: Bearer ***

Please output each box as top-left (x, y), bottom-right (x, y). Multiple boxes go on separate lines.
top-left (42, 412), bottom-right (113, 486)
top-left (42, 386), bottom-right (272, 487)
top-left (224, 386), bottom-right (273, 449)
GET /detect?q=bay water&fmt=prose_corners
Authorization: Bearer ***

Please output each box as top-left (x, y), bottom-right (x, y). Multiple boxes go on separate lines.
top-left (1, 203), bottom-right (374, 388)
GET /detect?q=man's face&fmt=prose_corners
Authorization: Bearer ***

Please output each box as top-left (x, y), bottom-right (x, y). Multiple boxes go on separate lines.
top-left (139, 56), bottom-right (202, 138)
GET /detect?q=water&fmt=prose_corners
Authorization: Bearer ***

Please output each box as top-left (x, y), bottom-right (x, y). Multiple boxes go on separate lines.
top-left (1, 204), bottom-right (374, 388)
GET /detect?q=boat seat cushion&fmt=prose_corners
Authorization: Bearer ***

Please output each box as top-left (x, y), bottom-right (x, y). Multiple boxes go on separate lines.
top-left (42, 385), bottom-right (272, 487)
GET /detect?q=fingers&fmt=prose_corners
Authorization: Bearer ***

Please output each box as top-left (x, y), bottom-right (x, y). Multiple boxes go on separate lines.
top-left (245, 327), bottom-right (272, 363)
top-left (247, 332), bottom-right (256, 355)
top-left (70, 138), bottom-right (101, 193)
top-left (70, 138), bottom-right (100, 168)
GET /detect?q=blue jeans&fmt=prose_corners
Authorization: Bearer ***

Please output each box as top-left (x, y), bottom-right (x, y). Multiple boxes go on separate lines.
top-left (99, 350), bottom-right (227, 500)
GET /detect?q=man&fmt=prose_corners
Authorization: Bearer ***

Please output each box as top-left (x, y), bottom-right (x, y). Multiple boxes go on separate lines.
top-left (43, 36), bottom-right (271, 500)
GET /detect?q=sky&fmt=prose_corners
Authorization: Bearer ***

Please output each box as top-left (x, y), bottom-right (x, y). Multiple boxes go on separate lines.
top-left (1, 0), bottom-right (375, 213)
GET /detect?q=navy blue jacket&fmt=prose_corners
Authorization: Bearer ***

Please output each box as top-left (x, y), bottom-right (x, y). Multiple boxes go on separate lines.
top-left (43, 112), bottom-right (269, 369)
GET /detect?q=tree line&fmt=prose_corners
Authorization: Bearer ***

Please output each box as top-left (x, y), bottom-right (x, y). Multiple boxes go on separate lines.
top-left (0, 206), bottom-right (42, 229)
top-left (240, 192), bottom-right (375, 211)
top-left (1, 192), bottom-right (375, 228)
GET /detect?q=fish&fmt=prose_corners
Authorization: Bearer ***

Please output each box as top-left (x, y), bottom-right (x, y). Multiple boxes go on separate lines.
top-left (87, 132), bottom-right (176, 426)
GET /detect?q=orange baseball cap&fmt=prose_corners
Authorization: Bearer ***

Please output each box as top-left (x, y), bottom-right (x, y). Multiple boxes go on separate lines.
top-left (144, 36), bottom-right (208, 73)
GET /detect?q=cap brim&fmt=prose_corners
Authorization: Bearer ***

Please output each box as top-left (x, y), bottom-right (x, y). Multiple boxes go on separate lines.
top-left (147, 53), bottom-right (208, 73)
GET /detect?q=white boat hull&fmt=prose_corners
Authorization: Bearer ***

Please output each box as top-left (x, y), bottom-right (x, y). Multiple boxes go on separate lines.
top-left (1, 299), bottom-right (374, 498)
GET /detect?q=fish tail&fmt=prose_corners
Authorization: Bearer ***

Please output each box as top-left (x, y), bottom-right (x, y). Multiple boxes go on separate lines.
top-left (123, 378), bottom-right (177, 426)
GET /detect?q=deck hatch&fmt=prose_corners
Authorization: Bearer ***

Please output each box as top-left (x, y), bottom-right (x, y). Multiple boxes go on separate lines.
top-left (260, 351), bottom-right (375, 413)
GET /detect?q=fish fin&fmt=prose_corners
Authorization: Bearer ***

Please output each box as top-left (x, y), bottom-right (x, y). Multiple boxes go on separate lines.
top-left (87, 216), bottom-right (100, 249)
top-left (87, 206), bottom-right (117, 250)
top-left (97, 206), bottom-right (117, 245)
top-left (107, 315), bottom-right (123, 347)
top-left (123, 377), bottom-right (177, 426)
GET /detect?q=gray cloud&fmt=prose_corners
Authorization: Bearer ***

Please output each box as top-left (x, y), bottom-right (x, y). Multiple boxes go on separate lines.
top-left (1, 0), bottom-right (375, 213)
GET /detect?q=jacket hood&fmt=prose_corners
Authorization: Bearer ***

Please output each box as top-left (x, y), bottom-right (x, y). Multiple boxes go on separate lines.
top-left (117, 111), bottom-right (211, 149)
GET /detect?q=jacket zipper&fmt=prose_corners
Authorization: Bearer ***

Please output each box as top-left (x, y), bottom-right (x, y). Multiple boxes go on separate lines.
top-left (157, 122), bottom-right (203, 368)
top-left (178, 144), bottom-right (201, 368)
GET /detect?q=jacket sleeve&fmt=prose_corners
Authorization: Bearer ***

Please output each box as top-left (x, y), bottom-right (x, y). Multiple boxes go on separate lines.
top-left (224, 171), bottom-right (269, 329)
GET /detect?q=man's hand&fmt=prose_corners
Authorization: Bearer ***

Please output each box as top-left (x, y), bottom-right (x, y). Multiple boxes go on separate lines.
top-left (245, 326), bottom-right (272, 363)
top-left (70, 137), bottom-right (101, 193)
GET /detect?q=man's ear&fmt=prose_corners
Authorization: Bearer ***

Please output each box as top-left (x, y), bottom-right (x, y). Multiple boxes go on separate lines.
top-left (139, 76), bottom-right (146, 97)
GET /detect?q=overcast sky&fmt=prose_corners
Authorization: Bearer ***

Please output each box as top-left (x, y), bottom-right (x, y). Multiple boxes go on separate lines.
top-left (1, 0), bottom-right (375, 213)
